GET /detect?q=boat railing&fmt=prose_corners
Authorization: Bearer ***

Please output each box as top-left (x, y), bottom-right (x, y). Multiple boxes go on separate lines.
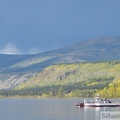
top-left (84, 97), bottom-right (112, 103)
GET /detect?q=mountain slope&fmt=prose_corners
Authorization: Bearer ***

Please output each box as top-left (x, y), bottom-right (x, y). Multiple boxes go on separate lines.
top-left (49, 36), bottom-right (120, 62)
top-left (15, 62), bottom-right (118, 89)
top-left (13, 61), bottom-right (120, 97)
top-left (0, 36), bottom-right (120, 90)
top-left (0, 36), bottom-right (120, 73)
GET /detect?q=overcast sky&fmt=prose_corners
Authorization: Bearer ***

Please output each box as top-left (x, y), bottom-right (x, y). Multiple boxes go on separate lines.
top-left (0, 0), bottom-right (120, 54)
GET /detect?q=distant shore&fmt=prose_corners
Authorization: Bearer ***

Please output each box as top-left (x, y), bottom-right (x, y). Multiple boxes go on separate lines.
top-left (0, 95), bottom-right (119, 99)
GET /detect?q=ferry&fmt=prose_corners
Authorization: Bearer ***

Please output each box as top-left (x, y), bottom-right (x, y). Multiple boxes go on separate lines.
top-left (76, 95), bottom-right (120, 107)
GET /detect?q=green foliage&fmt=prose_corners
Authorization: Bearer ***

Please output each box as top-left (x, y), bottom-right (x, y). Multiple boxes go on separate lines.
top-left (0, 61), bottom-right (120, 98)
top-left (98, 79), bottom-right (120, 98)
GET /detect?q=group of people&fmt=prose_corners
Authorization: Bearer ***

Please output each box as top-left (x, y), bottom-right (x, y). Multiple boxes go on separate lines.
top-left (88, 97), bottom-right (112, 103)
top-left (102, 99), bottom-right (111, 103)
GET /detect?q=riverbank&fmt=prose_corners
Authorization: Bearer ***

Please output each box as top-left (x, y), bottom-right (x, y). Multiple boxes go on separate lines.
top-left (0, 95), bottom-right (120, 99)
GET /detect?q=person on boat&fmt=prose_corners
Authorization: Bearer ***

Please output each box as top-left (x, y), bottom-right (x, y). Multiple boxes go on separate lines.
top-left (104, 98), bottom-right (109, 103)
top-left (107, 100), bottom-right (111, 103)
top-left (84, 100), bottom-right (87, 103)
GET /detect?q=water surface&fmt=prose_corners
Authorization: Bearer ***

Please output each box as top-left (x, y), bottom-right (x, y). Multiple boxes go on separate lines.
top-left (0, 98), bottom-right (120, 120)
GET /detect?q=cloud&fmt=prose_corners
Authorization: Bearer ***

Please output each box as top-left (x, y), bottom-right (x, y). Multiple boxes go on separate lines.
top-left (0, 44), bottom-right (41, 54)
top-left (0, 43), bottom-right (20, 54)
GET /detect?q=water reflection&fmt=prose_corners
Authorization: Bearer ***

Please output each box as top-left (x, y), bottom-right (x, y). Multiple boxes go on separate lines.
top-left (82, 106), bottom-right (120, 120)
top-left (83, 107), bottom-right (100, 120)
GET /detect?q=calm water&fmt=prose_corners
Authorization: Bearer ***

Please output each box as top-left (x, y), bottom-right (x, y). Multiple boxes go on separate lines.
top-left (0, 98), bottom-right (120, 120)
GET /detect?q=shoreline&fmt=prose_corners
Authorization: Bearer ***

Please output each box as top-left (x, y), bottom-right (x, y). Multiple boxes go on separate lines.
top-left (0, 95), bottom-right (119, 99)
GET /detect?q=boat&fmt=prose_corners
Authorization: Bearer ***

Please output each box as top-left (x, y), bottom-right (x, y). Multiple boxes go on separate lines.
top-left (76, 95), bottom-right (120, 107)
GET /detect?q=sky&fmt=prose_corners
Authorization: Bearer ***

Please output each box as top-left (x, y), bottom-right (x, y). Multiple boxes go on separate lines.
top-left (0, 0), bottom-right (120, 54)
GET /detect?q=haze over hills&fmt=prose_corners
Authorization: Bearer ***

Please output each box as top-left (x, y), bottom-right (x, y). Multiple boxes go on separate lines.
top-left (0, 36), bottom-right (120, 90)
top-left (1, 36), bottom-right (120, 73)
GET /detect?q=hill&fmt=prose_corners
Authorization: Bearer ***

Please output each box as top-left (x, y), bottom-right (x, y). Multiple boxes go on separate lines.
top-left (48, 36), bottom-right (120, 62)
top-left (0, 36), bottom-right (120, 90)
top-left (1, 61), bottom-right (120, 98)
top-left (1, 36), bottom-right (120, 73)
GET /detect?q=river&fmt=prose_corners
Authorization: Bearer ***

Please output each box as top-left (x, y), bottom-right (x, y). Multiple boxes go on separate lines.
top-left (0, 98), bottom-right (120, 120)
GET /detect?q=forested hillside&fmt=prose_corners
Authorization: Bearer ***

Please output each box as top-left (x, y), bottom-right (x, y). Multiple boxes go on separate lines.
top-left (0, 37), bottom-right (120, 98)
top-left (1, 61), bottom-right (120, 98)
